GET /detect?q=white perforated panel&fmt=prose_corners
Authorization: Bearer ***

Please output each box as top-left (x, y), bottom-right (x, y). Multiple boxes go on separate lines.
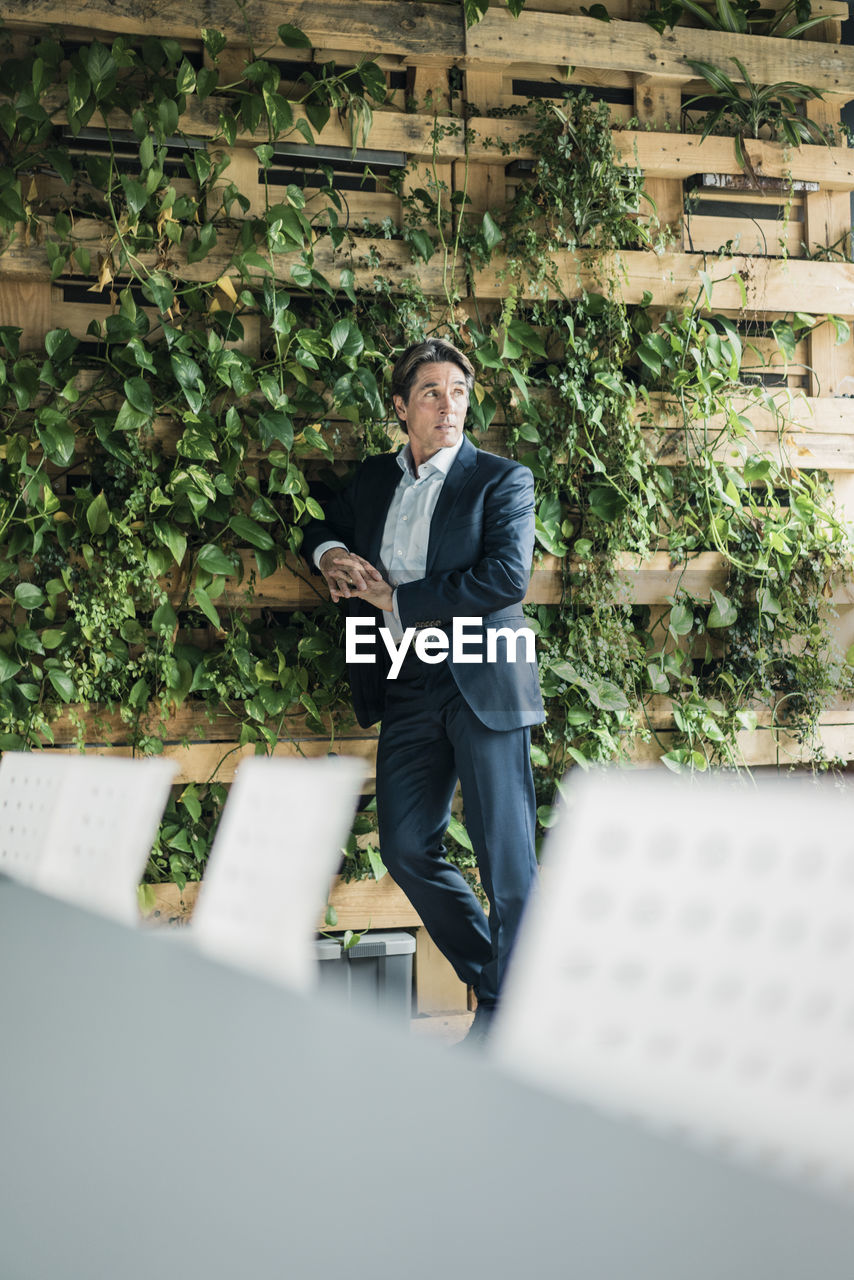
top-left (492, 769), bottom-right (854, 1201)
top-left (190, 756), bottom-right (365, 989)
top-left (0, 751), bottom-right (177, 924)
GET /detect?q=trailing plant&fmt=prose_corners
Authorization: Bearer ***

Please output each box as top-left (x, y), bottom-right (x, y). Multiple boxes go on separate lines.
top-left (0, 18), bottom-right (850, 889)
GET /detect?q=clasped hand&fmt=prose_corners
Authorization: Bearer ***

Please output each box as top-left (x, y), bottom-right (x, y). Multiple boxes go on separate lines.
top-left (318, 549), bottom-right (394, 612)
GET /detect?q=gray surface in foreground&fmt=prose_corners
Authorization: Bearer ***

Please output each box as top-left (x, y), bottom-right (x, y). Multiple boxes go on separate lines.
top-left (2, 879), bottom-right (853, 1280)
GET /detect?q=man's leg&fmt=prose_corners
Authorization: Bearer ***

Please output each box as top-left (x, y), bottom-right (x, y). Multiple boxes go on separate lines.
top-left (376, 669), bottom-right (493, 991)
top-left (443, 684), bottom-right (538, 1009)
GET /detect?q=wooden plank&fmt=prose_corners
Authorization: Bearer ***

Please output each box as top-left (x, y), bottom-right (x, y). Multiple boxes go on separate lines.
top-left (465, 124), bottom-right (854, 190)
top-left (47, 97), bottom-right (469, 160)
top-left (0, 281), bottom-right (55, 350)
top-left (632, 75), bottom-right (685, 245)
top-left (0, 219), bottom-right (467, 296)
top-left (41, 736), bottom-right (379, 786)
top-left (473, 248), bottom-right (854, 315)
top-left (684, 214), bottom-right (803, 258)
top-left (804, 189), bottom-right (854, 396)
top-left (2, 1), bottom-right (465, 59)
top-left (8, 224), bottom-right (853, 317)
top-left (319, 873), bottom-right (421, 929)
top-left (465, 10), bottom-right (854, 95)
top-left (494, 0), bottom-right (846, 18)
top-left (461, 65), bottom-right (508, 229)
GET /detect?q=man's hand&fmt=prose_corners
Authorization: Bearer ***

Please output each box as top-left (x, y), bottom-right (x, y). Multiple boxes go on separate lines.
top-left (318, 549), bottom-right (384, 603)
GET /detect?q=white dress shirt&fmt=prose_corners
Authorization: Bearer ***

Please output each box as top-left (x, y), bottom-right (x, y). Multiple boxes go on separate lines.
top-left (313, 435), bottom-right (465, 640)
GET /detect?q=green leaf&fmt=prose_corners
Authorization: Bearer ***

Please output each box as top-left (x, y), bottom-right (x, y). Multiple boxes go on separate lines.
top-left (707, 589), bottom-right (737, 628)
top-left (481, 211), bottom-right (503, 251)
top-left (588, 486), bottom-right (626, 523)
top-left (278, 23), bottom-right (312, 47)
top-left (229, 514), bottom-right (275, 550)
top-left (669, 602), bottom-right (694, 636)
top-left (192, 584), bottom-right (221, 628)
top-left (180, 784), bottom-right (202, 822)
top-left (124, 376), bottom-right (153, 415)
top-left (154, 522), bottom-right (187, 566)
top-left (365, 843), bottom-right (387, 880)
top-left (447, 815), bottom-right (474, 852)
top-left (197, 544), bottom-right (237, 576)
top-left (408, 229), bottom-right (435, 263)
top-left (48, 669), bottom-right (76, 702)
top-left (14, 583), bottom-right (45, 610)
top-left (202, 28), bottom-right (227, 58)
top-left (152, 601), bottom-right (178, 633)
top-left (0, 653), bottom-right (21, 682)
top-left (86, 491), bottom-right (111, 535)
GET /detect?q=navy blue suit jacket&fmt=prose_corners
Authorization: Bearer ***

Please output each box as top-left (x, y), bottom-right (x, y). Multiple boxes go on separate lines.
top-left (302, 435), bottom-right (545, 732)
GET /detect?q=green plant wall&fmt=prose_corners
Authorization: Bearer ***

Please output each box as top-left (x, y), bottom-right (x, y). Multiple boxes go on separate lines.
top-left (0, 17), bottom-right (851, 888)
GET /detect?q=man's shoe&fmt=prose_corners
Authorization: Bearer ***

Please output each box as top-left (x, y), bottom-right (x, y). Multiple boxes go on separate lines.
top-left (454, 1003), bottom-right (495, 1048)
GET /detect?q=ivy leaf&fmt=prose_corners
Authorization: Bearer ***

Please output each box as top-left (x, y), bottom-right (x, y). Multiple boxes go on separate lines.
top-left (588, 486), bottom-right (626, 523)
top-left (35, 416), bottom-right (75, 466)
top-left (124, 376), bottom-right (153, 415)
top-left (507, 320), bottom-right (546, 357)
top-left (481, 211), bottom-right (503, 251)
top-left (278, 23), bottom-right (312, 47)
top-left (229, 514), bottom-right (275, 551)
top-left (180, 784), bottom-right (202, 822)
top-left (120, 175), bottom-right (148, 219)
top-left (14, 583), bottom-right (45, 610)
top-left (707, 589), bottom-right (737, 628)
top-left (192, 584), bottom-right (221, 628)
top-left (258, 410), bottom-right (294, 451)
top-left (48, 669), bottom-right (76, 702)
top-left (668, 603), bottom-right (694, 636)
top-left (197, 544), bottom-right (237, 576)
top-left (142, 271), bottom-right (174, 313)
top-left (447, 815), bottom-right (474, 852)
top-left (409, 229), bottom-right (435, 263)
top-left (154, 522), bottom-right (187, 566)
top-left (86, 491), bottom-right (111, 535)
top-left (202, 28), bottom-right (227, 59)
top-left (359, 62), bottom-right (387, 104)
top-left (152, 601), bottom-right (178, 633)
top-left (330, 319), bottom-right (364, 363)
top-left (0, 653), bottom-right (21, 682)
top-left (365, 843), bottom-right (387, 881)
top-left (647, 663), bottom-right (670, 693)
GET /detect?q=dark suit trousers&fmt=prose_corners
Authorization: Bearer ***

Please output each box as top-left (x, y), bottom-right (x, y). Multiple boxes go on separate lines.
top-left (376, 654), bottom-right (538, 1008)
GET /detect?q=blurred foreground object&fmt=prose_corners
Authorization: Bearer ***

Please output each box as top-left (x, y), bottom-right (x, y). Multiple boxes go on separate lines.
top-left (0, 750), bottom-right (176, 925)
top-left (493, 768), bottom-right (854, 1201)
top-left (190, 755), bottom-right (364, 989)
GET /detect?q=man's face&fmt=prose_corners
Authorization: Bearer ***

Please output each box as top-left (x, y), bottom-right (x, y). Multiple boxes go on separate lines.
top-left (393, 361), bottom-right (469, 466)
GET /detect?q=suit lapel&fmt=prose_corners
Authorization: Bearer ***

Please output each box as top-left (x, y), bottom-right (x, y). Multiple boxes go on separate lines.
top-left (426, 434), bottom-right (478, 572)
top-left (364, 453), bottom-right (403, 566)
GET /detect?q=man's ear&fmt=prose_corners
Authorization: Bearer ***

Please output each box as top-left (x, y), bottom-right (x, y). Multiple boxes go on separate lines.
top-left (392, 394), bottom-right (406, 421)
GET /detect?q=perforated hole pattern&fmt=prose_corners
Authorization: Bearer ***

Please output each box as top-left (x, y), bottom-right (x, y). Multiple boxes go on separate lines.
top-left (493, 770), bottom-right (854, 1202)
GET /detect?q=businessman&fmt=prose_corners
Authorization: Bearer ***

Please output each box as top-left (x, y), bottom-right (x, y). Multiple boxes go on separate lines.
top-left (303, 338), bottom-right (544, 1040)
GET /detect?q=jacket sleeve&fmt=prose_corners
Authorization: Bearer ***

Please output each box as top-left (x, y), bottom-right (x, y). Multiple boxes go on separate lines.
top-left (395, 465), bottom-right (535, 626)
top-left (300, 471), bottom-right (360, 570)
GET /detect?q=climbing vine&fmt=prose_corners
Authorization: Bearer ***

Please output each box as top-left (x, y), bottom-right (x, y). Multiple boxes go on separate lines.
top-left (0, 16), bottom-right (850, 888)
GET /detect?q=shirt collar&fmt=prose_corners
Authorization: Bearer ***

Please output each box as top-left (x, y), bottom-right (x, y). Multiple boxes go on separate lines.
top-left (397, 433), bottom-right (465, 481)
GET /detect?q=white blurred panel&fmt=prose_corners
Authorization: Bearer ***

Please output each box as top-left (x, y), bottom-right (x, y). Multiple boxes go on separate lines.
top-left (191, 755), bottom-right (365, 990)
top-left (0, 751), bottom-right (177, 924)
top-left (493, 769), bottom-right (854, 1201)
